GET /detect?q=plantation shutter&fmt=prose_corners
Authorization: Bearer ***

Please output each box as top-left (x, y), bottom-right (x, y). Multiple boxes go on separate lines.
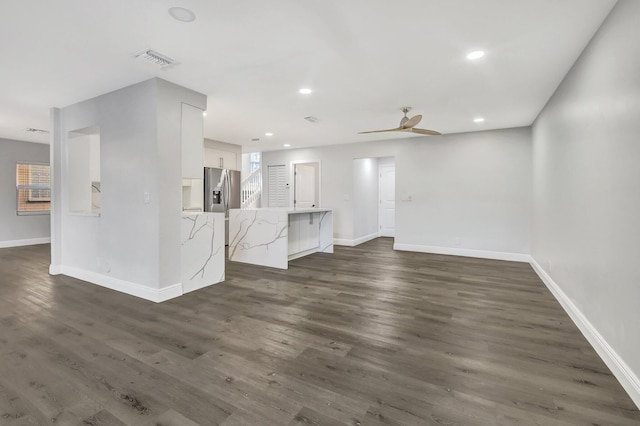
top-left (267, 164), bottom-right (287, 207)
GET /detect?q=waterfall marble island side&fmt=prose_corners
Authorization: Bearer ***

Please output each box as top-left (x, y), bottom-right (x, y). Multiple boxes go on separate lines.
top-left (228, 208), bottom-right (333, 269)
top-left (181, 212), bottom-right (225, 293)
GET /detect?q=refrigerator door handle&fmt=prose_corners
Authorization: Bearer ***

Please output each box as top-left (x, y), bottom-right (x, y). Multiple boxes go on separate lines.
top-left (223, 170), bottom-right (230, 213)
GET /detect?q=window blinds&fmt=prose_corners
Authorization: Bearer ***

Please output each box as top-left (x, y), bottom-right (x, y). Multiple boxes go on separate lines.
top-left (16, 163), bottom-right (51, 214)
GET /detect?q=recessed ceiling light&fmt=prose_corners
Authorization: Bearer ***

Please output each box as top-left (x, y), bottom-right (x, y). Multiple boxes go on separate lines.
top-left (299, 88), bottom-right (312, 95)
top-left (474, 117), bottom-right (485, 123)
top-left (466, 51), bottom-right (485, 60)
top-left (168, 7), bottom-right (196, 22)
top-left (202, 111), bottom-right (207, 117)
top-left (283, 144), bottom-right (291, 147)
top-left (265, 132), bottom-right (273, 136)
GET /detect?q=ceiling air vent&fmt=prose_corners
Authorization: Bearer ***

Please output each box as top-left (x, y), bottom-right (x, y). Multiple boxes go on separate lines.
top-left (26, 128), bottom-right (49, 133)
top-left (135, 49), bottom-right (175, 68)
top-left (304, 116), bottom-right (318, 123)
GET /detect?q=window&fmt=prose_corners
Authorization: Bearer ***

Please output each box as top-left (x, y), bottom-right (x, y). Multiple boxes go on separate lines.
top-left (249, 152), bottom-right (261, 174)
top-left (16, 163), bottom-right (51, 215)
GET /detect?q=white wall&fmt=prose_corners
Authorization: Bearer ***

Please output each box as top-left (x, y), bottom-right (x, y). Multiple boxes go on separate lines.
top-left (156, 79), bottom-right (208, 288)
top-left (353, 157), bottom-right (379, 243)
top-left (531, 0), bottom-right (640, 406)
top-left (0, 138), bottom-right (50, 247)
top-left (241, 153), bottom-right (252, 179)
top-left (262, 127), bottom-right (531, 256)
top-left (51, 78), bottom-right (206, 300)
top-left (396, 128), bottom-right (531, 257)
top-left (51, 79), bottom-right (159, 289)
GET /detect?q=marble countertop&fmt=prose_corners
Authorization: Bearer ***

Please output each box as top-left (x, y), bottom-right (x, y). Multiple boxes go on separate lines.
top-left (231, 207), bottom-right (332, 214)
top-left (181, 211), bottom-right (223, 216)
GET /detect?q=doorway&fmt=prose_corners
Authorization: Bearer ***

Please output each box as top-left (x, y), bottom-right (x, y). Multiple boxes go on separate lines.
top-left (379, 160), bottom-right (395, 237)
top-left (293, 162), bottom-right (319, 208)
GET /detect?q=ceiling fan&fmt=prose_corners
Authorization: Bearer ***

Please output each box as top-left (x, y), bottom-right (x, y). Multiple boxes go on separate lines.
top-left (359, 107), bottom-right (441, 136)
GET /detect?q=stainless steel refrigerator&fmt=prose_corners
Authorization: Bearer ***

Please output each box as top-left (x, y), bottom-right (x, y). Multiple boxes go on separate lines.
top-left (204, 167), bottom-right (241, 245)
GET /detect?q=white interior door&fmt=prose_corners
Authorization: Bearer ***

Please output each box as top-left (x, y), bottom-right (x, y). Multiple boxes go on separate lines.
top-left (294, 163), bottom-right (318, 208)
top-left (379, 164), bottom-right (395, 237)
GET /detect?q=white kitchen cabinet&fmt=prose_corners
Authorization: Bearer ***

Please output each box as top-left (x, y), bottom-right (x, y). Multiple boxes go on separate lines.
top-left (204, 148), bottom-right (238, 170)
top-left (181, 103), bottom-right (204, 179)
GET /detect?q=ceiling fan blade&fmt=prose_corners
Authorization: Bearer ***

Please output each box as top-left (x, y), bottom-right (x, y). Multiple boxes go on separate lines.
top-left (358, 127), bottom-right (403, 134)
top-left (401, 114), bottom-right (422, 129)
top-left (410, 127), bottom-right (442, 136)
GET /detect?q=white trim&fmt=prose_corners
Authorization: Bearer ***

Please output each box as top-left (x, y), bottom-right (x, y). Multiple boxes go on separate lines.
top-left (529, 257), bottom-right (640, 409)
top-left (354, 232), bottom-right (379, 246)
top-left (49, 265), bottom-right (183, 303)
top-left (333, 238), bottom-right (354, 246)
top-left (288, 247), bottom-right (319, 261)
top-left (393, 243), bottom-right (530, 263)
top-left (333, 233), bottom-right (381, 247)
top-left (0, 237), bottom-right (51, 248)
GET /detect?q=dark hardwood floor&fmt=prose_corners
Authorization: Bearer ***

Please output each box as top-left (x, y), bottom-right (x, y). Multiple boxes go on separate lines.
top-left (0, 239), bottom-right (638, 425)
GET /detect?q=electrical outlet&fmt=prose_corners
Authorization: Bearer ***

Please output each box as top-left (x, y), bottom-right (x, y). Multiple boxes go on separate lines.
top-left (144, 191), bottom-right (150, 204)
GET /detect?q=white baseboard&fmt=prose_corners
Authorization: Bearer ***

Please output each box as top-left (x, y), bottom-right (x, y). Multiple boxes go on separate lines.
top-left (333, 238), bottom-right (354, 246)
top-left (288, 247), bottom-right (320, 261)
top-left (334, 233), bottom-right (380, 247)
top-left (0, 237), bottom-right (51, 248)
top-left (50, 264), bottom-right (183, 303)
top-left (393, 243), bottom-right (530, 263)
top-left (354, 232), bottom-right (380, 246)
top-left (529, 258), bottom-right (640, 409)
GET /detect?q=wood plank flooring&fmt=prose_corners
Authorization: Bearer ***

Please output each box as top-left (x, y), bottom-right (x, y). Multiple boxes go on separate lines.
top-left (0, 238), bottom-right (638, 425)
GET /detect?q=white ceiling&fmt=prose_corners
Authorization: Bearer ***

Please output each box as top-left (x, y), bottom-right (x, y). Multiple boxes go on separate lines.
top-left (0, 0), bottom-right (616, 151)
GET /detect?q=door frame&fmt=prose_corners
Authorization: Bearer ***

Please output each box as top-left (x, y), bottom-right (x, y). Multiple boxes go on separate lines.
top-left (291, 160), bottom-right (321, 208)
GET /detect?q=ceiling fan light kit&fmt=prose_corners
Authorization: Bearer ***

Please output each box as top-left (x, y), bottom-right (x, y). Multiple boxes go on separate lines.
top-left (359, 107), bottom-right (441, 136)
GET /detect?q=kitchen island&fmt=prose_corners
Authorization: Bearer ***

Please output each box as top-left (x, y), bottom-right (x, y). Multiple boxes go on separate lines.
top-left (181, 212), bottom-right (225, 293)
top-left (228, 208), bottom-right (333, 269)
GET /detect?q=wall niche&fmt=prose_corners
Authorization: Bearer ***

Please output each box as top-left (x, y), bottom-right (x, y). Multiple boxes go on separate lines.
top-left (68, 125), bottom-right (101, 215)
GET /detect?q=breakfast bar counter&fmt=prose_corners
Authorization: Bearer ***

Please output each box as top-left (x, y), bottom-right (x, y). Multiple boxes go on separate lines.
top-left (228, 208), bottom-right (333, 269)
